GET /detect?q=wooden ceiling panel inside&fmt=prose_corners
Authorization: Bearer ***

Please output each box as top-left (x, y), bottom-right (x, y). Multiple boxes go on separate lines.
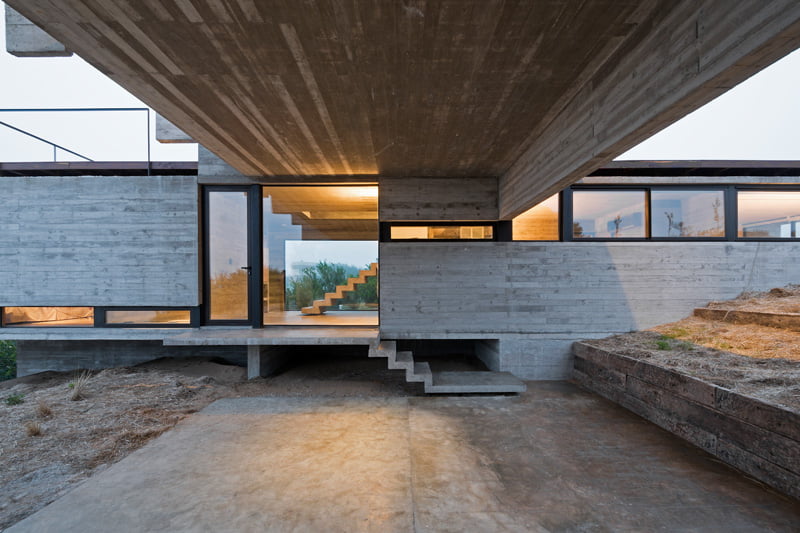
top-left (10, 0), bottom-right (667, 179)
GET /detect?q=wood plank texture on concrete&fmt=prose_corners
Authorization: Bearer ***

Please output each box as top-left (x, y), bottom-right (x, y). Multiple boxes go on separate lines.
top-left (500, 1), bottom-right (800, 217)
top-left (379, 177), bottom-right (498, 221)
top-left (11, 1), bottom-right (800, 219)
top-left (0, 176), bottom-right (199, 307)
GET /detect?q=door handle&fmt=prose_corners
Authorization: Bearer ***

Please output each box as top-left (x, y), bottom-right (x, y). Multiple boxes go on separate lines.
top-left (240, 266), bottom-right (252, 276)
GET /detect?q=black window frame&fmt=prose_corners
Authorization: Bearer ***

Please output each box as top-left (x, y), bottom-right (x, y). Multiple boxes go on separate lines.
top-left (96, 307), bottom-right (201, 328)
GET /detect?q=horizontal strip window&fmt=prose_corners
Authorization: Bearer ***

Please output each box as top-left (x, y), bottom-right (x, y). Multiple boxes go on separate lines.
top-left (738, 190), bottom-right (800, 239)
top-left (1, 307), bottom-right (200, 328)
top-left (1, 307), bottom-right (94, 327)
top-left (572, 189), bottom-right (647, 239)
top-left (96, 308), bottom-right (200, 328)
top-left (385, 222), bottom-right (496, 241)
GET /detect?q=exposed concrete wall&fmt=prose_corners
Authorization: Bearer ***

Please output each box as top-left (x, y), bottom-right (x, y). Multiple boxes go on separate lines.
top-left (379, 241), bottom-right (800, 379)
top-left (4, 5), bottom-right (70, 57)
top-left (379, 177), bottom-right (498, 221)
top-left (16, 341), bottom-right (246, 376)
top-left (0, 175), bottom-right (199, 307)
top-left (155, 114), bottom-right (193, 143)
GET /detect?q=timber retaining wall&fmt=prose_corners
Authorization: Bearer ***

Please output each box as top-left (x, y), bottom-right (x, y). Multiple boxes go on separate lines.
top-left (572, 342), bottom-right (800, 501)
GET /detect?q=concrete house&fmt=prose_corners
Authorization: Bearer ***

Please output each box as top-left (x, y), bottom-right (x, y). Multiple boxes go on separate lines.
top-left (2, 2), bottom-right (800, 393)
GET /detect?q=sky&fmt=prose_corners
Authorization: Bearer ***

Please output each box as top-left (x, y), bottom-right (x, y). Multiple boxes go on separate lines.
top-left (0, 2), bottom-right (798, 163)
top-left (0, 1), bottom-right (197, 162)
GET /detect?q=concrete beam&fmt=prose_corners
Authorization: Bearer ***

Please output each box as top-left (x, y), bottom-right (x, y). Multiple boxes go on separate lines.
top-left (4, 5), bottom-right (70, 57)
top-left (155, 114), bottom-right (193, 144)
top-left (500, 1), bottom-right (800, 219)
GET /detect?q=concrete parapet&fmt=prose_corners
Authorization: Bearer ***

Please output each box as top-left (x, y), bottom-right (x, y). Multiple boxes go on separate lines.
top-left (572, 341), bottom-right (800, 501)
top-left (5, 6), bottom-right (71, 57)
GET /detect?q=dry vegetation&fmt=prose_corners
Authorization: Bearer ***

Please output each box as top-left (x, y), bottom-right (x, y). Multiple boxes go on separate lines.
top-left (0, 360), bottom-right (246, 529)
top-left (0, 353), bottom-right (414, 530)
top-left (587, 285), bottom-right (800, 413)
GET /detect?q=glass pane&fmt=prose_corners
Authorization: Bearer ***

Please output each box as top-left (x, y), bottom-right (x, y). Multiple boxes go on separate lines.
top-left (208, 191), bottom-right (249, 320)
top-left (389, 225), bottom-right (493, 240)
top-left (738, 191), bottom-right (800, 238)
top-left (262, 186), bottom-right (379, 326)
top-left (572, 190), bottom-right (646, 238)
top-left (513, 194), bottom-right (559, 240)
top-left (2, 307), bottom-right (93, 327)
top-left (651, 190), bottom-right (725, 238)
top-left (105, 310), bottom-right (191, 325)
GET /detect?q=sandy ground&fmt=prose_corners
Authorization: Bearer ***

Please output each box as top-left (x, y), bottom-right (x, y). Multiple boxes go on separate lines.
top-left (0, 352), bottom-right (419, 531)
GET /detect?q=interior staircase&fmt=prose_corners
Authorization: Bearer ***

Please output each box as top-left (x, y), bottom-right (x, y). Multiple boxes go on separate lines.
top-left (368, 340), bottom-right (526, 394)
top-left (301, 262), bottom-right (378, 315)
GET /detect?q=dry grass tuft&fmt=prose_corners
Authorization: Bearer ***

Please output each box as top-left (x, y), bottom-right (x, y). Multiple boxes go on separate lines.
top-left (69, 371), bottom-right (93, 401)
top-left (35, 400), bottom-right (53, 419)
top-left (25, 421), bottom-right (43, 437)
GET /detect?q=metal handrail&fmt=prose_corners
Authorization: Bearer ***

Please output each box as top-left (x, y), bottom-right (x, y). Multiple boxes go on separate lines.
top-left (0, 108), bottom-right (151, 175)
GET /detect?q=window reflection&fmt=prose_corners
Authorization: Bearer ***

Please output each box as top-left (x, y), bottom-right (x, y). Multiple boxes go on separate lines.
top-left (572, 190), bottom-right (646, 238)
top-left (651, 190), bottom-right (725, 238)
top-left (105, 310), bottom-right (191, 325)
top-left (208, 191), bottom-right (249, 320)
top-left (513, 194), bottom-right (559, 240)
top-left (738, 191), bottom-right (800, 238)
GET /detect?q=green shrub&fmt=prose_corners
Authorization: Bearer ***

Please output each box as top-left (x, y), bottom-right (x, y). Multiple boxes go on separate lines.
top-left (655, 339), bottom-right (671, 350)
top-left (5, 393), bottom-right (24, 406)
top-left (0, 341), bottom-right (16, 381)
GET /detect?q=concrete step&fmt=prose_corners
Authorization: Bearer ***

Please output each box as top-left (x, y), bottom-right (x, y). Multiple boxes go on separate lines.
top-left (388, 350), bottom-right (413, 370)
top-left (425, 371), bottom-right (527, 394)
top-left (407, 362), bottom-right (432, 384)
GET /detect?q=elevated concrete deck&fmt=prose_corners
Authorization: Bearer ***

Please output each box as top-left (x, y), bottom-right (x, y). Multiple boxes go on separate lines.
top-left (163, 327), bottom-right (379, 346)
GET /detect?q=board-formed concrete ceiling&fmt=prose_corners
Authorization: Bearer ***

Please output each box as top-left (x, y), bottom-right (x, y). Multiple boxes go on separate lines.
top-left (8, 1), bottom-right (666, 176)
top-left (8, 1), bottom-right (800, 217)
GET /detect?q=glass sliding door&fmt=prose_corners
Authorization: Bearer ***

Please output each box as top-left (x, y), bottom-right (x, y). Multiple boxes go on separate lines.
top-left (205, 188), bottom-right (253, 323)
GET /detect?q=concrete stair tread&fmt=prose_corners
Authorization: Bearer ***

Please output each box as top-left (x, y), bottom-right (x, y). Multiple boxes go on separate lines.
top-left (427, 371), bottom-right (526, 394)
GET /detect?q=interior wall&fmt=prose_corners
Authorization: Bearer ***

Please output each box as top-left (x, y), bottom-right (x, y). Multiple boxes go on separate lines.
top-left (0, 175), bottom-right (199, 307)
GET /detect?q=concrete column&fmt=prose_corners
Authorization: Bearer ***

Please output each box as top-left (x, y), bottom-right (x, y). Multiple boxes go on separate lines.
top-left (247, 345), bottom-right (290, 379)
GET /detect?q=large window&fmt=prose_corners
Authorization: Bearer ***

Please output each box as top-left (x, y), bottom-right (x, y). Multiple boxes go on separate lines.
top-left (738, 191), bottom-right (800, 238)
top-left (262, 185), bottom-right (379, 325)
top-left (651, 190), bottom-right (725, 238)
top-left (513, 194), bottom-right (559, 240)
top-left (572, 190), bottom-right (646, 239)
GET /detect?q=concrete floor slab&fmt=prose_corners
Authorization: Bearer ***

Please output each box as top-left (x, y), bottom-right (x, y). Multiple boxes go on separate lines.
top-left (7, 383), bottom-right (800, 532)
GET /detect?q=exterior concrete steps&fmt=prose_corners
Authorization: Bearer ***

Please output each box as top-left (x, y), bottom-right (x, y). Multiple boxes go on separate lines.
top-left (368, 340), bottom-right (526, 394)
top-left (301, 262), bottom-right (378, 315)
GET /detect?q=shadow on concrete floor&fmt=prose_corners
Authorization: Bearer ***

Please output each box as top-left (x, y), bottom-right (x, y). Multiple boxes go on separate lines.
top-left (7, 382), bottom-right (800, 532)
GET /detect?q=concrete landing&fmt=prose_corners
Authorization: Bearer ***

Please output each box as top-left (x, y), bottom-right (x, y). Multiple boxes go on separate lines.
top-left (429, 371), bottom-right (526, 393)
top-left (8, 383), bottom-right (800, 532)
top-left (163, 326), bottom-right (379, 346)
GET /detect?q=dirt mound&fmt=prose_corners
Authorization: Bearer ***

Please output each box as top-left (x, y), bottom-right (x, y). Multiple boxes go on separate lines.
top-left (587, 283), bottom-right (800, 413)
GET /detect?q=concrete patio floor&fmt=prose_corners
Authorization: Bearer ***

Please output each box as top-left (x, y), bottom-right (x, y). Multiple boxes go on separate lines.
top-left (8, 382), bottom-right (800, 532)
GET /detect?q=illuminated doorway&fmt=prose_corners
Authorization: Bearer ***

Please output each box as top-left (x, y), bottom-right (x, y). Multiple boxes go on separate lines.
top-left (262, 185), bottom-right (378, 326)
